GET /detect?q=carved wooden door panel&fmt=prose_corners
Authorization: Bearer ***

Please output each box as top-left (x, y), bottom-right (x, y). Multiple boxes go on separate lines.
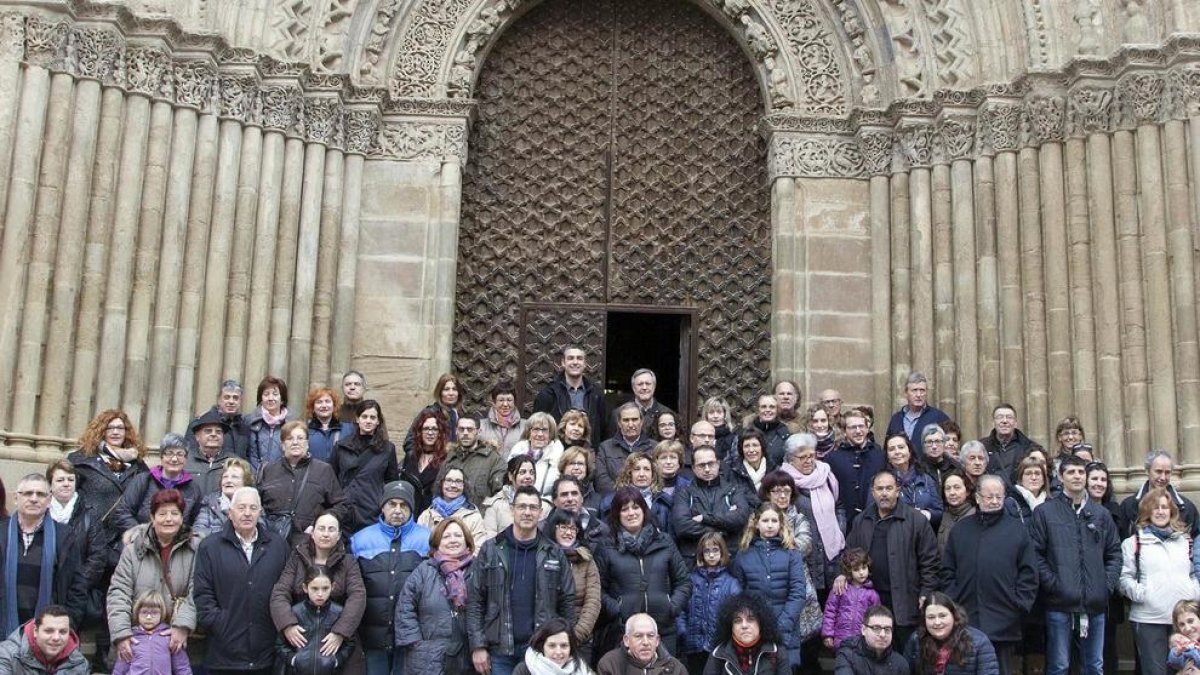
top-left (454, 0), bottom-right (772, 413)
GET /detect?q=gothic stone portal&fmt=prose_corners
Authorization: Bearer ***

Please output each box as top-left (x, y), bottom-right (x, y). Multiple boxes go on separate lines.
top-left (453, 0), bottom-right (773, 414)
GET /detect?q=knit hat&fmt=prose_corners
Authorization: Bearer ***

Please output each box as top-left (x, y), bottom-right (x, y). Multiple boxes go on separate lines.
top-left (379, 480), bottom-right (416, 512)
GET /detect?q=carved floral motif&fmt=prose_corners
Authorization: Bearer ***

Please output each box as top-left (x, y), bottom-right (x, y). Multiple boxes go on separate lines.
top-left (218, 72), bottom-right (259, 121)
top-left (124, 45), bottom-right (171, 97)
top-left (343, 109), bottom-right (379, 154)
top-left (770, 135), bottom-right (864, 178)
top-left (68, 26), bottom-right (122, 83)
top-left (858, 130), bottom-right (894, 176)
top-left (1027, 95), bottom-right (1066, 143)
top-left (1068, 87), bottom-right (1114, 135)
top-left (898, 123), bottom-right (935, 169)
top-left (174, 60), bottom-right (216, 110)
top-left (259, 85), bottom-right (301, 130)
top-left (1119, 72), bottom-right (1166, 124)
top-left (303, 96), bottom-right (340, 145)
top-left (0, 13), bottom-right (23, 61)
top-left (375, 119), bottom-right (467, 163)
top-left (24, 16), bottom-right (67, 69)
top-left (938, 116), bottom-right (975, 160)
top-left (982, 102), bottom-right (1022, 152)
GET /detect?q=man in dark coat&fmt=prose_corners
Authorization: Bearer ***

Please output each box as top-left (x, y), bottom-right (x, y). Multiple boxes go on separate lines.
top-left (670, 446), bottom-right (752, 561)
top-left (184, 379), bottom-right (252, 459)
top-left (594, 403), bottom-right (657, 494)
top-left (980, 403), bottom-right (1043, 483)
top-left (533, 346), bottom-right (608, 448)
top-left (350, 480), bottom-right (430, 675)
top-left (435, 416), bottom-right (507, 508)
top-left (884, 372), bottom-right (951, 456)
top-left (192, 486), bottom-right (288, 675)
top-left (833, 606), bottom-right (909, 675)
top-left (608, 368), bottom-right (677, 438)
top-left (467, 486), bottom-right (576, 675)
top-left (943, 474), bottom-right (1038, 675)
top-left (544, 476), bottom-right (608, 546)
top-left (1030, 455), bottom-right (1121, 675)
top-left (841, 471), bottom-right (940, 650)
top-left (825, 410), bottom-right (886, 524)
top-left (1117, 449), bottom-right (1199, 537)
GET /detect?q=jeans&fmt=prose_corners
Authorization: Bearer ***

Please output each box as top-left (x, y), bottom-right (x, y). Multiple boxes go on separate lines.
top-left (489, 643), bottom-right (528, 675)
top-left (1131, 622), bottom-right (1171, 675)
top-left (1046, 611), bottom-right (1104, 675)
top-left (365, 648), bottom-right (404, 675)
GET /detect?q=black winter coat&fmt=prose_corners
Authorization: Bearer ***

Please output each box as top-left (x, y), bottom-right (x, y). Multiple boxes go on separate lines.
top-left (750, 418), bottom-right (791, 467)
top-left (277, 600), bottom-right (355, 675)
top-left (671, 476), bottom-right (752, 560)
top-left (704, 640), bottom-right (789, 675)
top-left (184, 405), bottom-right (252, 460)
top-left (825, 442), bottom-right (887, 523)
top-left (844, 500), bottom-right (941, 627)
top-left (329, 434), bottom-right (399, 533)
top-left (834, 636), bottom-right (909, 674)
top-left (0, 516), bottom-right (92, 631)
top-left (66, 449), bottom-right (149, 569)
top-left (903, 626), bottom-right (1000, 675)
top-left (258, 456), bottom-right (347, 547)
top-left (1029, 493), bottom-right (1121, 614)
top-left (731, 537), bottom-right (806, 664)
top-left (533, 373), bottom-right (608, 448)
top-left (942, 511), bottom-right (1038, 643)
top-left (110, 470), bottom-right (203, 533)
top-left (193, 522), bottom-right (289, 671)
top-left (595, 526), bottom-right (691, 643)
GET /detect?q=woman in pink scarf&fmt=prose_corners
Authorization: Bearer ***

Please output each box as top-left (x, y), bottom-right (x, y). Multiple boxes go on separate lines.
top-left (779, 432), bottom-right (846, 594)
top-left (395, 517), bottom-right (477, 674)
top-left (479, 381), bottom-right (529, 455)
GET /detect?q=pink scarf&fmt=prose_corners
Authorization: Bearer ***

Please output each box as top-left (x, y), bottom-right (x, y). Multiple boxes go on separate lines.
top-left (262, 406), bottom-right (289, 427)
top-left (434, 550), bottom-right (474, 609)
top-left (782, 461), bottom-right (845, 559)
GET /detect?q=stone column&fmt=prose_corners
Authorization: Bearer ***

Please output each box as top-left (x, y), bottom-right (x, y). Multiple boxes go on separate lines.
top-left (11, 71), bottom-right (74, 436)
top-left (889, 171), bottom-right (911, 395)
top-left (222, 121), bottom-right (264, 384)
top-left (901, 124), bottom-right (934, 380)
top-left (1112, 127), bottom-right (1151, 463)
top-left (268, 136), bottom-right (306, 377)
top-left (974, 152), bottom-right (1001, 427)
top-left (1064, 136), bottom-right (1099, 439)
top-left (68, 85), bottom-right (125, 434)
top-left (860, 131), bottom-right (893, 414)
top-left (0, 14), bottom-right (26, 225)
top-left (332, 109), bottom-right (377, 376)
top-left (311, 146), bottom-right (345, 386)
top-left (243, 111), bottom-right (287, 385)
top-left (0, 19), bottom-right (58, 431)
top-left (931, 162), bottom-right (955, 416)
top-left (1162, 118), bottom-right (1200, 461)
top-left (121, 98), bottom-right (176, 426)
top-left (1017, 145), bottom-right (1049, 437)
top-left (988, 103), bottom-right (1026, 425)
top-left (769, 172), bottom-right (800, 384)
top-left (951, 156), bottom-right (978, 432)
top-left (170, 109), bottom-right (220, 434)
top-left (431, 156), bottom-right (463, 380)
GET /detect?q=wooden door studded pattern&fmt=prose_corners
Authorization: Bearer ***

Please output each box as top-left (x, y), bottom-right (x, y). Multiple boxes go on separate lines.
top-left (453, 0), bottom-right (772, 413)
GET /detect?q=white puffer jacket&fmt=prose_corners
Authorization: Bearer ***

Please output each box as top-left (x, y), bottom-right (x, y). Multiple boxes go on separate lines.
top-left (1119, 529), bottom-right (1200, 624)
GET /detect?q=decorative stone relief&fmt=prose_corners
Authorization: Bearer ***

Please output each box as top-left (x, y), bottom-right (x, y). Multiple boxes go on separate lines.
top-left (937, 116), bottom-right (975, 160)
top-left (833, 0), bottom-right (878, 105)
top-left (1173, 67), bottom-right (1200, 115)
top-left (218, 72), bottom-right (260, 121)
top-left (981, 102), bottom-right (1022, 152)
top-left (897, 122), bottom-right (935, 169)
top-left (23, 16), bottom-right (68, 69)
top-left (389, 0), bottom-right (474, 96)
top-left (1074, 0), bottom-right (1101, 56)
top-left (740, 14), bottom-right (776, 59)
top-left (259, 84), bottom-right (302, 131)
top-left (343, 108), bottom-right (380, 154)
top-left (857, 130), bottom-right (895, 176)
top-left (360, 0), bottom-right (406, 80)
top-left (769, 134), bottom-right (864, 178)
top-left (304, 96), bottom-right (341, 145)
top-left (1068, 87), bottom-right (1114, 134)
top-left (1119, 72), bottom-right (1166, 124)
top-left (1124, 0), bottom-right (1154, 43)
top-left (268, 0), bottom-right (313, 62)
top-left (0, 13), bottom-right (23, 61)
top-left (1021, 0), bottom-right (1051, 67)
top-left (375, 118), bottom-right (467, 163)
top-left (1027, 95), bottom-right (1066, 143)
top-left (919, 0), bottom-right (975, 88)
top-left (174, 60), bottom-right (217, 110)
top-left (124, 45), bottom-right (171, 97)
top-left (315, 0), bottom-right (356, 72)
top-left (764, 0), bottom-right (848, 115)
top-left (878, 0), bottom-right (928, 97)
top-left (68, 26), bottom-right (122, 83)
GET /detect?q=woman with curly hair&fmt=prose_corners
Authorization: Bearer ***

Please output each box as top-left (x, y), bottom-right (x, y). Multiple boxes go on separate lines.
top-left (903, 592), bottom-right (998, 675)
top-left (803, 403), bottom-right (839, 460)
top-left (402, 408), bottom-right (449, 515)
top-left (601, 451), bottom-right (671, 534)
top-left (703, 592), bottom-right (789, 675)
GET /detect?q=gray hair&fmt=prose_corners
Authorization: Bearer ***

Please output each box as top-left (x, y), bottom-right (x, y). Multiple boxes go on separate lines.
top-left (920, 424), bottom-right (945, 443)
top-left (959, 440), bottom-right (987, 463)
top-left (230, 486), bottom-right (261, 506)
top-left (975, 474), bottom-right (1006, 493)
top-left (160, 433), bottom-right (187, 450)
top-left (785, 433), bottom-right (817, 458)
top-left (220, 379), bottom-right (242, 393)
top-left (1145, 449), bottom-right (1174, 471)
top-left (905, 372), bottom-right (928, 389)
top-left (616, 401), bottom-right (643, 418)
top-left (342, 370), bottom-right (366, 386)
top-left (624, 613), bottom-right (658, 636)
top-left (631, 368), bottom-right (656, 385)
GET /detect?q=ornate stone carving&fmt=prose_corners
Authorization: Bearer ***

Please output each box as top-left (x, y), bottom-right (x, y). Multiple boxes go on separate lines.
top-left (919, 0), bottom-right (976, 88)
top-left (982, 102), bottom-right (1022, 152)
top-left (259, 85), bottom-right (302, 131)
top-left (303, 96), bottom-right (341, 145)
top-left (720, 0), bottom-right (750, 19)
top-left (764, 0), bottom-right (848, 115)
top-left (389, 0), bottom-right (476, 96)
top-left (1068, 87), bottom-right (1114, 134)
top-left (23, 16), bottom-right (67, 69)
top-left (218, 72), bottom-right (259, 121)
top-left (764, 55), bottom-right (792, 109)
top-left (343, 109), bottom-right (379, 154)
top-left (1119, 72), bottom-right (1166, 124)
top-left (740, 14), bottom-right (776, 59)
top-left (1022, 0), bottom-right (1050, 67)
top-left (858, 130), bottom-right (895, 176)
top-left (373, 118), bottom-right (466, 162)
top-left (68, 26), bottom-right (122, 83)
top-left (174, 60), bottom-right (216, 110)
top-left (1123, 0), bottom-right (1153, 43)
top-left (1073, 0), bottom-right (1101, 56)
top-left (383, 97), bottom-right (475, 117)
top-left (897, 122), bottom-right (935, 169)
top-left (769, 135), bottom-right (864, 178)
top-left (361, 0), bottom-right (405, 80)
top-left (124, 45), bottom-right (171, 97)
top-left (878, 0), bottom-right (927, 97)
top-left (938, 116), bottom-right (975, 160)
top-left (1173, 67), bottom-right (1200, 116)
top-left (267, 0), bottom-right (313, 62)
top-left (1027, 95), bottom-right (1066, 143)
top-left (0, 13), bottom-right (23, 61)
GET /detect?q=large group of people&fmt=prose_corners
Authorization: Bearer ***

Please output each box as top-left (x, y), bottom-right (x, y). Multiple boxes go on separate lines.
top-left (1, 347), bottom-right (1200, 675)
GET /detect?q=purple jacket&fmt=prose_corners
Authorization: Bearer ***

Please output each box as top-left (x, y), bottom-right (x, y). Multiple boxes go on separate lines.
top-left (821, 581), bottom-right (881, 649)
top-left (111, 624), bottom-right (193, 675)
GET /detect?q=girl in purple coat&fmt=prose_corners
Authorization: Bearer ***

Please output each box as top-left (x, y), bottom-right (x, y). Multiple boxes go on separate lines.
top-left (112, 590), bottom-right (193, 675)
top-left (821, 548), bottom-right (881, 650)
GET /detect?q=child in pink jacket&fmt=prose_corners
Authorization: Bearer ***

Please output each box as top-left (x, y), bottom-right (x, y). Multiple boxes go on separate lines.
top-left (821, 547), bottom-right (881, 650)
top-left (112, 590), bottom-right (193, 675)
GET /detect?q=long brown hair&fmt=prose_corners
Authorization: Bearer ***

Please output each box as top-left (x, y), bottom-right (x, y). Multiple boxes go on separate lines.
top-left (410, 409), bottom-right (449, 470)
top-left (916, 593), bottom-right (973, 673)
top-left (1136, 487), bottom-right (1190, 533)
top-left (77, 409), bottom-right (146, 458)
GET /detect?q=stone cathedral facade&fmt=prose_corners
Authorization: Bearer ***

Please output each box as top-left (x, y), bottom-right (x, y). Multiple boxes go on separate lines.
top-left (0, 0), bottom-right (1198, 491)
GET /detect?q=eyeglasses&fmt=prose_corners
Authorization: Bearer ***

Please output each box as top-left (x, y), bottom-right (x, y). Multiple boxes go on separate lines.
top-left (864, 624), bottom-right (893, 634)
top-left (769, 487), bottom-right (792, 496)
top-left (162, 450), bottom-right (187, 459)
top-left (106, 424), bottom-right (126, 431)
top-left (554, 523), bottom-right (578, 532)
top-left (443, 478), bottom-right (465, 485)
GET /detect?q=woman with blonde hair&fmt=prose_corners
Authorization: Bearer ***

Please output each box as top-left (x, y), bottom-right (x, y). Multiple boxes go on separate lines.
top-left (508, 411), bottom-right (564, 497)
top-left (732, 503), bottom-right (807, 668)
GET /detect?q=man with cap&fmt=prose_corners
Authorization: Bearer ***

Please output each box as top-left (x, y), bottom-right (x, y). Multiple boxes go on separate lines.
top-left (185, 409), bottom-right (238, 495)
top-left (351, 480), bottom-right (430, 675)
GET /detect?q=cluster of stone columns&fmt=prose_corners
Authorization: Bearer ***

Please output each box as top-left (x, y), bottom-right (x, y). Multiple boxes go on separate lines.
top-left (0, 13), bottom-right (378, 459)
top-left (866, 72), bottom-right (1200, 489)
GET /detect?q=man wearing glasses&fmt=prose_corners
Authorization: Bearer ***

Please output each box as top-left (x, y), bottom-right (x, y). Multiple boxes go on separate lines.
top-left (0, 474), bottom-right (90, 635)
top-left (834, 606), bottom-right (909, 674)
top-left (671, 445), bottom-right (751, 561)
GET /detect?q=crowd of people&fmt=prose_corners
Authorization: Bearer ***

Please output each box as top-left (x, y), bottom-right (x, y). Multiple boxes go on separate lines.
top-left (2, 346), bottom-right (1200, 675)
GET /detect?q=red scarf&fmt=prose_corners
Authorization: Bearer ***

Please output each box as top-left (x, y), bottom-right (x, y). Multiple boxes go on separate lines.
top-left (24, 621), bottom-right (79, 673)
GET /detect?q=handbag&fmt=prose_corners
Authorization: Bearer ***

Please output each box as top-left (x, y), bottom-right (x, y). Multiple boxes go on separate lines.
top-left (797, 566), bottom-right (823, 641)
top-left (264, 466), bottom-right (310, 540)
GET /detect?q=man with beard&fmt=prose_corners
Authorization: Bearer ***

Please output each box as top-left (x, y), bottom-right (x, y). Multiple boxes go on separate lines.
top-left (825, 410), bottom-right (886, 523)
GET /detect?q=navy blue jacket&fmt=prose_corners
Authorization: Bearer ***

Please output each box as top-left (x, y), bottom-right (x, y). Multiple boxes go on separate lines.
top-left (885, 406), bottom-right (951, 455)
top-left (825, 441), bottom-right (887, 523)
top-left (732, 537), bottom-right (807, 666)
top-left (1029, 493), bottom-right (1121, 614)
top-left (677, 566), bottom-right (742, 655)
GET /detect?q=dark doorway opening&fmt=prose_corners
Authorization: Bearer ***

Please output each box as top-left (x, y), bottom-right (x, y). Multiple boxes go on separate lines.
top-left (604, 312), bottom-right (691, 417)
